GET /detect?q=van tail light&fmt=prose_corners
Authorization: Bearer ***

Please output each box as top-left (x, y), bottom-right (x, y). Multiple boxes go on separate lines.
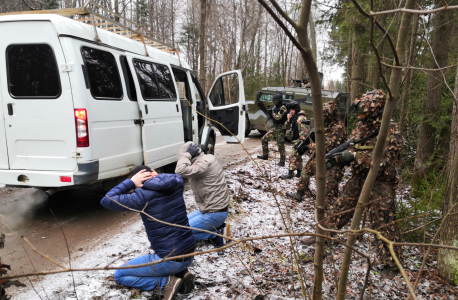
top-left (74, 109), bottom-right (89, 147)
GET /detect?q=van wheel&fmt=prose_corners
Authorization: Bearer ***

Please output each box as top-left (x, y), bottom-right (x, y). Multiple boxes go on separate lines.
top-left (258, 130), bottom-right (267, 137)
top-left (206, 136), bottom-right (215, 155)
top-left (245, 116), bottom-right (251, 137)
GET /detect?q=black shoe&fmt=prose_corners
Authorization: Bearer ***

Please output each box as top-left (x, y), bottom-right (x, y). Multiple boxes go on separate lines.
top-left (257, 154), bottom-right (268, 160)
top-left (295, 170), bottom-right (302, 177)
top-left (286, 190), bottom-right (304, 201)
top-left (277, 161), bottom-right (285, 167)
top-left (176, 269), bottom-right (195, 294)
top-left (279, 170), bottom-right (294, 180)
top-left (162, 276), bottom-right (182, 300)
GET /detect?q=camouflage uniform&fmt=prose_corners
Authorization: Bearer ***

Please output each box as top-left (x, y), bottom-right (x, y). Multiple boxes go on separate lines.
top-left (261, 104), bottom-right (287, 162)
top-left (324, 90), bottom-right (404, 267)
top-left (286, 110), bottom-right (309, 171)
top-left (296, 102), bottom-right (347, 203)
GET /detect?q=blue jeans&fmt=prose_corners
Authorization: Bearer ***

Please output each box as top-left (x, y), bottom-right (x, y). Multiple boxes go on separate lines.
top-left (114, 253), bottom-right (193, 291)
top-left (188, 210), bottom-right (228, 240)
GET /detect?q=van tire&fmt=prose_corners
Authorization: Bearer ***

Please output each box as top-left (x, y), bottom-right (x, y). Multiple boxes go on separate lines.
top-left (245, 116), bottom-right (251, 137)
top-left (258, 130), bottom-right (267, 137)
top-left (205, 136), bottom-right (215, 155)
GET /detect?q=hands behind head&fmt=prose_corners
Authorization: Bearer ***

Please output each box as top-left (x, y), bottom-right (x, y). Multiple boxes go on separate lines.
top-left (131, 169), bottom-right (158, 188)
top-left (186, 143), bottom-right (202, 158)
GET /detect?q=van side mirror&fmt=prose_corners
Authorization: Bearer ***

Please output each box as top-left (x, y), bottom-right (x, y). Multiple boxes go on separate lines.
top-left (255, 92), bottom-right (261, 103)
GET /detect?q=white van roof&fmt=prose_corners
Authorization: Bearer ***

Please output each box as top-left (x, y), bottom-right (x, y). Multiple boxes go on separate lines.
top-left (0, 14), bottom-right (191, 70)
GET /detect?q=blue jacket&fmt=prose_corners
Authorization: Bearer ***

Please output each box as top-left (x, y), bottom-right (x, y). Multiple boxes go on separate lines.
top-left (100, 174), bottom-right (196, 258)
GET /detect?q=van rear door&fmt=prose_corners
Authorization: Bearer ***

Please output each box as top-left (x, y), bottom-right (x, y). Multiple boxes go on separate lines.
top-left (0, 21), bottom-right (77, 171)
top-left (208, 70), bottom-right (246, 143)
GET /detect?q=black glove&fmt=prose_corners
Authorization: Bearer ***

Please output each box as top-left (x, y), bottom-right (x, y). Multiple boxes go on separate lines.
top-left (326, 158), bottom-right (337, 170)
top-left (186, 143), bottom-right (201, 158)
top-left (337, 150), bottom-right (355, 166)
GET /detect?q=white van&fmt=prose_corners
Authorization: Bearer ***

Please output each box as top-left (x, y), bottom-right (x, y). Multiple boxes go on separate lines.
top-left (0, 14), bottom-right (246, 190)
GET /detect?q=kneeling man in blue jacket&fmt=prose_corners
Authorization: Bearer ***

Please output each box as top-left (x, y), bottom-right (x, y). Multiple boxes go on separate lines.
top-left (101, 165), bottom-right (196, 300)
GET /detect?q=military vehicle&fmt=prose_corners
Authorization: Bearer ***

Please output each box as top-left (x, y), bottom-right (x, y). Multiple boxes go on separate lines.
top-left (245, 85), bottom-right (349, 137)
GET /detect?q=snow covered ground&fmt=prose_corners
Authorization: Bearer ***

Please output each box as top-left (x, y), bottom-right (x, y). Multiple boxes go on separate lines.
top-left (8, 146), bottom-right (457, 300)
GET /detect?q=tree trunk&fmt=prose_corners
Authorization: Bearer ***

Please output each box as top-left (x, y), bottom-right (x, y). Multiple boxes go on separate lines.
top-left (336, 0), bottom-right (418, 298)
top-left (114, 0), bottom-right (119, 22)
top-left (412, 1), bottom-right (452, 185)
top-left (399, 14), bottom-right (419, 137)
top-left (199, 0), bottom-right (208, 92)
top-left (371, 12), bottom-right (386, 89)
top-left (438, 64), bottom-right (458, 285)
top-left (346, 34), bottom-right (352, 93)
top-left (351, 30), bottom-right (364, 101)
top-left (309, 11), bottom-right (317, 62)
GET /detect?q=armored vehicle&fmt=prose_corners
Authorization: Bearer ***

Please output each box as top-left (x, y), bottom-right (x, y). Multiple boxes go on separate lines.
top-left (245, 86), bottom-right (349, 137)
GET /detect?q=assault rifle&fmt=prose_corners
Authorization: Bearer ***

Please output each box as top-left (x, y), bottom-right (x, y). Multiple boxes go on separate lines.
top-left (325, 131), bottom-right (379, 159)
top-left (294, 129), bottom-right (316, 155)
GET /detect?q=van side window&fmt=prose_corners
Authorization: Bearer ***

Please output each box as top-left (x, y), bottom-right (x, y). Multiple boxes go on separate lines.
top-left (155, 64), bottom-right (177, 99)
top-left (191, 74), bottom-right (205, 101)
top-left (120, 56), bottom-right (137, 101)
top-left (6, 44), bottom-right (61, 98)
top-left (81, 47), bottom-right (123, 100)
top-left (133, 60), bottom-right (177, 101)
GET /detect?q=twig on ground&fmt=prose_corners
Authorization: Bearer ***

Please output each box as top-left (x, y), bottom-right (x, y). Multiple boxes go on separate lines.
top-left (50, 209), bottom-right (78, 300)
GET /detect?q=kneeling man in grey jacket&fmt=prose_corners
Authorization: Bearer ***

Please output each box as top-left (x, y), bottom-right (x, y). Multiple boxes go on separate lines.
top-left (175, 142), bottom-right (229, 245)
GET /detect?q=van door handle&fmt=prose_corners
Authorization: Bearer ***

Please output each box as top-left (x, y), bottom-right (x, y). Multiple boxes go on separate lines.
top-left (7, 104), bottom-right (13, 116)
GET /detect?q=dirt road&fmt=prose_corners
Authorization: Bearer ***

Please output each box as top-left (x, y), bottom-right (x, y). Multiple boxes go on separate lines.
top-left (0, 131), bottom-right (263, 283)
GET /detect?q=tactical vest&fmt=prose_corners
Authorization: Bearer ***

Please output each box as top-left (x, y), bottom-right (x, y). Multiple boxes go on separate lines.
top-left (287, 112), bottom-right (306, 140)
top-left (272, 104), bottom-right (287, 125)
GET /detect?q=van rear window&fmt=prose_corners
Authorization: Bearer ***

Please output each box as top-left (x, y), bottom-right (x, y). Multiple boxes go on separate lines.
top-left (81, 47), bottom-right (123, 100)
top-left (6, 44), bottom-right (61, 98)
top-left (133, 60), bottom-right (177, 101)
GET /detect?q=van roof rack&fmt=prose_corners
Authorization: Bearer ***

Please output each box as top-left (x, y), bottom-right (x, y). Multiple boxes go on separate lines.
top-left (0, 0), bottom-right (177, 54)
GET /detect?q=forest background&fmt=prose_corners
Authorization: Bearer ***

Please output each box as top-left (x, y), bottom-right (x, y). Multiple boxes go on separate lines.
top-left (1, 0), bottom-right (458, 298)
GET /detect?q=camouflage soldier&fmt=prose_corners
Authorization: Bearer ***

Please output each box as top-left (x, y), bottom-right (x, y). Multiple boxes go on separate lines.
top-left (323, 90), bottom-right (404, 268)
top-left (279, 101), bottom-right (309, 179)
top-left (286, 101), bottom-right (347, 202)
top-left (257, 93), bottom-right (288, 166)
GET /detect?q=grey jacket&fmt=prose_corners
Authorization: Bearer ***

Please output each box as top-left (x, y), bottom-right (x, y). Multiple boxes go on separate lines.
top-left (175, 142), bottom-right (230, 213)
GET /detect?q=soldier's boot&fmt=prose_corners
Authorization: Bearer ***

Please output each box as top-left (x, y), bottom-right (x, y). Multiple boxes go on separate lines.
top-left (257, 154), bottom-right (268, 160)
top-left (279, 170), bottom-right (294, 180)
top-left (295, 170), bottom-right (302, 177)
top-left (277, 161), bottom-right (285, 167)
top-left (286, 190), bottom-right (304, 201)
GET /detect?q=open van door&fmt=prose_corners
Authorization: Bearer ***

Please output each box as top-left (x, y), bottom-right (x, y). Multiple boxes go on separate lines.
top-left (208, 70), bottom-right (245, 144)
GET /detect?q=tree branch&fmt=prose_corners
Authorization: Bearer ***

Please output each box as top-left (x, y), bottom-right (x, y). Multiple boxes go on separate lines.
top-left (349, 0), bottom-right (400, 66)
top-left (268, 0), bottom-right (298, 30)
top-left (257, 0), bottom-right (309, 56)
top-left (371, 5), bottom-right (458, 15)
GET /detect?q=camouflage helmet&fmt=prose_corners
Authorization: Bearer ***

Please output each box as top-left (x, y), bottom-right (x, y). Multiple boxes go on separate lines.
top-left (272, 93), bottom-right (283, 105)
top-left (286, 101), bottom-right (301, 112)
top-left (322, 101), bottom-right (339, 126)
top-left (353, 89), bottom-right (386, 122)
